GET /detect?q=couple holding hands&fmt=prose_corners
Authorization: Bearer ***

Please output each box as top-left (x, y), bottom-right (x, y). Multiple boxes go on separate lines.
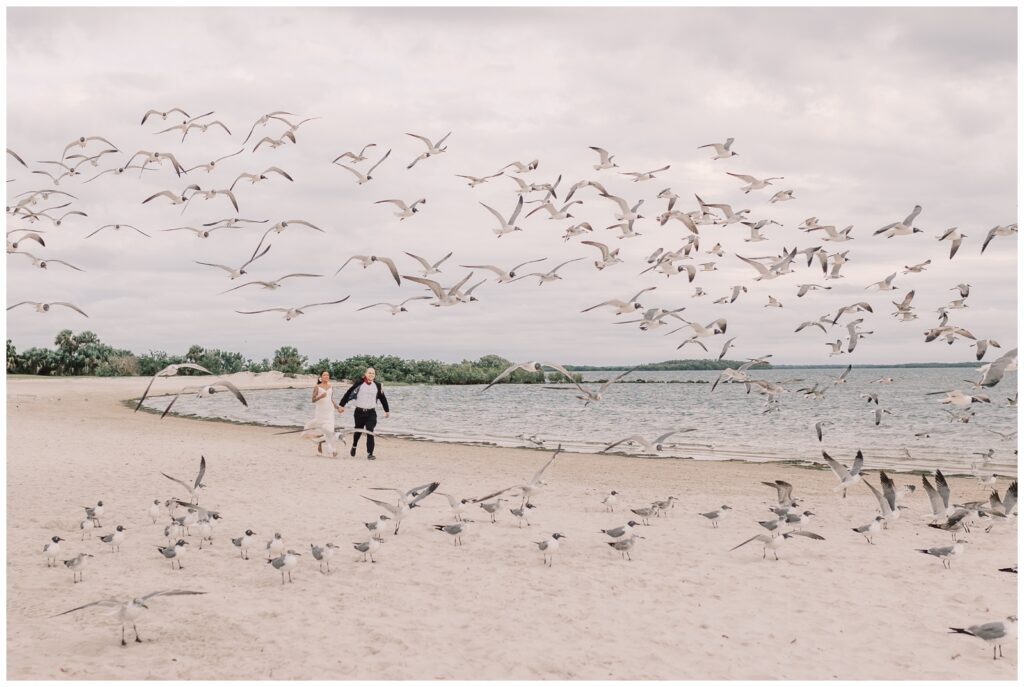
top-left (303, 367), bottom-right (389, 460)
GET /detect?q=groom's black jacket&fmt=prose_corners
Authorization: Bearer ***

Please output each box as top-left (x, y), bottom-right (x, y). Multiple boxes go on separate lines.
top-left (340, 379), bottom-right (390, 412)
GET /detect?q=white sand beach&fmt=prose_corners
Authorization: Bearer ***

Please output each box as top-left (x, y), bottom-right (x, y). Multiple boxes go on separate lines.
top-left (5, 375), bottom-right (1018, 679)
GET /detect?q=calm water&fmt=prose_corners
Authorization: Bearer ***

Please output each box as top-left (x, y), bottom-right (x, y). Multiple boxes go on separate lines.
top-left (142, 368), bottom-right (1018, 476)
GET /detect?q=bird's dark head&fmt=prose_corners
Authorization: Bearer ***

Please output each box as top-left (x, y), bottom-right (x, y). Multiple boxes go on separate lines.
top-left (400, 307), bottom-right (408, 312)
top-left (51, 536), bottom-right (63, 543)
top-left (552, 533), bottom-right (566, 540)
top-left (913, 228), bottom-right (923, 233)
top-left (722, 505), bottom-right (733, 511)
top-left (116, 525), bottom-right (126, 531)
top-left (381, 515), bottom-right (391, 521)
top-left (177, 539), bottom-right (189, 546)
top-left (627, 520), bottom-right (640, 527)
top-left (611, 490), bottom-right (619, 495)
top-left (97, 501), bottom-right (104, 507)
top-left (245, 529), bottom-right (255, 536)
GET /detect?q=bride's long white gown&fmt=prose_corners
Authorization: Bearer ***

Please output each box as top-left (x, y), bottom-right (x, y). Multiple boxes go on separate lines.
top-left (301, 385), bottom-right (336, 455)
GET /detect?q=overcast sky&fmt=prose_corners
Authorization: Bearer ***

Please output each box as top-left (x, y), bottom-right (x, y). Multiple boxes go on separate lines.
top-left (5, 7), bottom-right (1018, 366)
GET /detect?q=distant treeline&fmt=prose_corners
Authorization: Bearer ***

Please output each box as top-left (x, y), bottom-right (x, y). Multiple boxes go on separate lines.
top-left (5, 331), bottom-right (980, 384)
top-left (565, 359), bottom-right (772, 371)
top-left (4, 331), bottom-right (550, 385)
top-left (772, 362), bottom-right (981, 369)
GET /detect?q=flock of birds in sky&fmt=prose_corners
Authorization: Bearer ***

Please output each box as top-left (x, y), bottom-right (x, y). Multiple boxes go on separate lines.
top-left (8, 107), bottom-right (1018, 662)
top-left (7, 107), bottom-right (1017, 423)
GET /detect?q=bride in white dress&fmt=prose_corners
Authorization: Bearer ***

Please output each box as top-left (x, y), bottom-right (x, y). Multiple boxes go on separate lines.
top-left (301, 371), bottom-right (339, 457)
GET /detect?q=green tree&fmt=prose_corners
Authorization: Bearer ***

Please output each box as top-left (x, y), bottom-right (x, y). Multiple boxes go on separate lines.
top-left (6, 339), bottom-right (18, 373)
top-left (272, 346), bottom-right (307, 374)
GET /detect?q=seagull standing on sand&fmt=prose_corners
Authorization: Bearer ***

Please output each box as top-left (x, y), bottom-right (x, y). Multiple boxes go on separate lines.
top-left (478, 497), bottom-right (507, 523)
top-left (63, 553), bottom-right (94, 582)
top-left (852, 516), bottom-right (885, 544)
top-left (44, 536), bottom-right (65, 567)
top-left (699, 506), bottom-right (732, 528)
top-left (949, 617), bottom-right (1018, 660)
top-left (601, 491), bottom-right (619, 512)
top-left (600, 521), bottom-right (641, 539)
top-left (156, 540), bottom-right (188, 570)
top-left (353, 538), bottom-right (381, 563)
top-left (310, 544), bottom-right (338, 573)
top-left (231, 528), bottom-right (256, 561)
top-left (917, 541), bottom-right (965, 569)
top-left (99, 525), bottom-right (127, 553)
top-left (434, 522), bottom-right (469, 546)
top-left (509, 501), bottom-right (540, 528)
top-left (268, 550), bottom-right (302, 584)
top-left (607, 533), bottom-right (644, 561)
top-left (535, 533), bottom-right (566, 566)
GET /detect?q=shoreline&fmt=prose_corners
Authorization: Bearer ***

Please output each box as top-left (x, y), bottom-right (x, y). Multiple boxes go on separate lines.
top-left (133, 383), bottom-right (1017, 480)
top-left (6, 375), bottom-right (1017, 679)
